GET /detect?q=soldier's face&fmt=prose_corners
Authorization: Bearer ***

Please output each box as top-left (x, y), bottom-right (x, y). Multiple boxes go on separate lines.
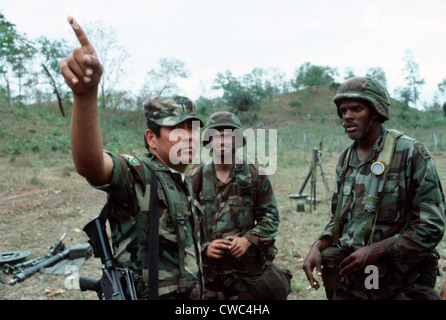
top-left (146, 120), bottom-right (200, 171)
top-left (208, 127), bottom-right (243, 161)
top-left (340, 99), bottom-right (374, 140)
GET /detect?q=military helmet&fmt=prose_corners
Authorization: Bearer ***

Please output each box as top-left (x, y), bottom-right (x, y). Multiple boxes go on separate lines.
top-left (333, 77), bottom-right (390, 122)
top-left (202, 111), bottom-right (246, 147)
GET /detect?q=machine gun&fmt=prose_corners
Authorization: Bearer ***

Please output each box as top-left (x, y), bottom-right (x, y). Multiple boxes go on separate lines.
top-left (2, 234), bottom-right (92, 285)
top-left (79, 217), bottom-right (137, 300)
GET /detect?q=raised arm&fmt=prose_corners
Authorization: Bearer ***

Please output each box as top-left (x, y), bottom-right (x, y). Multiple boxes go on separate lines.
top-left (60, 17), bottom-right (113, 186)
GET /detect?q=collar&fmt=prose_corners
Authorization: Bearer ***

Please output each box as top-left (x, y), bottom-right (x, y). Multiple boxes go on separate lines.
top-left (350, 126), bottom-right (386, 166)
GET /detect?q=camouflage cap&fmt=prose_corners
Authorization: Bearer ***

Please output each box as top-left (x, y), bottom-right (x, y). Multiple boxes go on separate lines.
top-left (202, 111), bottom-right (246, 147)
top-left (333, 77), bottom-right (390, 122)
top-left (143, 96), bottom-right (203, 127)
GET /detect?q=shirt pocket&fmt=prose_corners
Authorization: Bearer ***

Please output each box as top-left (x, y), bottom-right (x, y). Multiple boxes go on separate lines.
top-left (376, 174), bottom-right (400, 223)
top-left (227, 194), bottom-right (251, 231)
top-left (340, 176), bottom-right (354, 215)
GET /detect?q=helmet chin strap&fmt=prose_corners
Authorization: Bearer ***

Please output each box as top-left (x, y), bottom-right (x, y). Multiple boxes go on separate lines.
top-left (357, 115), bottom-right (377, 141)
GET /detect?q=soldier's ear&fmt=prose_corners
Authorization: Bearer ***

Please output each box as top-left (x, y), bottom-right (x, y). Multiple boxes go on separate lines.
top-left (145, 129), bottom-right (157, 150)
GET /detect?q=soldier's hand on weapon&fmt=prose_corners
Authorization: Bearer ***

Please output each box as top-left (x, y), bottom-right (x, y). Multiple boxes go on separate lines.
top-left (225, 236), bottom-right (252, 260)
top-left (60, 16), bottom-right (103, 96)
top-left (302, 237), bottom-right (331, 290)
top-left (339, 242), bottom-right (387, 277)
top-left (205, 239), bottom-right (232, 259)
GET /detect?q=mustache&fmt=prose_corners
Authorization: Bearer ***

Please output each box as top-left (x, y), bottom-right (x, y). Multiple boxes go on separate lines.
top-left (343, 121), bottom-right (358, 128)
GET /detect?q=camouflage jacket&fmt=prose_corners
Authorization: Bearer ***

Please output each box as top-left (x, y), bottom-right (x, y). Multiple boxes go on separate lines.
top-left (90, 151), bottom-right (203, 300)
top-left (319, 127), bottom-right (446, 274)
top-left (189, 160), bottom-right (280, 275)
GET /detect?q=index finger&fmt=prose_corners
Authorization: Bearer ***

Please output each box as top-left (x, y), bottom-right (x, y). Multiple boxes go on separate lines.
top-left (67, 16), bottom-right (94, 52)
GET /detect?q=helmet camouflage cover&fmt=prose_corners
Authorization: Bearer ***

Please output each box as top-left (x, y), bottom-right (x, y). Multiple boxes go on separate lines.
top-left (333, 77), bottom-right (390, 122)
top-left (143, 96), bottom-right (203, 127)
top-left (202, 111), bottom-right (246, 147)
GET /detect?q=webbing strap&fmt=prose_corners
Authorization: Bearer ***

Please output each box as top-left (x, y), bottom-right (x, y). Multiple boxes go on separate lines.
top-left (145, 164), bottom-right (159, 300)
top-left (202, 162), bottom-right (215, 239)
top-left (333, 146), bottom-right (353, 244)
top-left (235, 160), bottom-right (253, 234)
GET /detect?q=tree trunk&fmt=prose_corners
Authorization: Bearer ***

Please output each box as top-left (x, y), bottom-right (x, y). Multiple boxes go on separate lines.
top-left (42, 64), bottom-right (65, 117)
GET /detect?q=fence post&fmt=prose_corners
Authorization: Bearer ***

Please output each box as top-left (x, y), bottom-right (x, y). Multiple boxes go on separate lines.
top-left (433, 133), bottom-right (438, 153)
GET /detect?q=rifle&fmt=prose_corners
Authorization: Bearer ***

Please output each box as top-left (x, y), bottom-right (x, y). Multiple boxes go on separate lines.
top-left (5, 236), bottom-right (92, 286)
top-left (2, 233), bottom-right (67, 276)
top-left (79, 217), bottom-right (137, 300)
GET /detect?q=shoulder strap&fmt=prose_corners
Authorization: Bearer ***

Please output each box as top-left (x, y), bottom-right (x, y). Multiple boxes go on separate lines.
top-left (145, 163), bottom-right (159, 300)
top-left (333, 146), bottom-right (353, 244)
top-left (235, 159), bottom-right (254, 234)
top-left (363, 129), bottom-right (402, 245)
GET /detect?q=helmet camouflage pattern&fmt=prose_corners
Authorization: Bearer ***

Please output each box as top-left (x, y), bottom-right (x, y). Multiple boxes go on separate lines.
top-left (333, 77), bottom-right (390, 122)
top-left (143, 96), bottom-right (203, 127)
top-left (202, 111), bottom-right (246, 147)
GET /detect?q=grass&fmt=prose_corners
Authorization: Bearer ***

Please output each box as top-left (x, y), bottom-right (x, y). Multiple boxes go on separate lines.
top-left (1, 91), bottom-right (446, 300)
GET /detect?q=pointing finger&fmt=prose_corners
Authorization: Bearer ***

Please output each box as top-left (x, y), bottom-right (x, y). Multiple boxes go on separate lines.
top-left (67, 16), bottom-right (94, 53)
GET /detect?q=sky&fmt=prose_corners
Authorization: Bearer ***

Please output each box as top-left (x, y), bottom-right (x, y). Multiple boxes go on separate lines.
top-left (2, 0), bottom-right (446, 106)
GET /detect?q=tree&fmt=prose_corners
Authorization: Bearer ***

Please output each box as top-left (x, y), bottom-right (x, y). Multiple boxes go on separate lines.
top-left (292, 62), bottom-right (338, 90)
top-left (0, 12), bottom-right (23, 107)
top-left (437, 77), bottom-right (446, 101)
top-left (85, 21), bottom-right (130, 143)
top-left (402, 49), bottom-right (425, 108)
top-left (263, 67), bottom-right (291, 99)
top-left (213, 70), bottom-right (266, 122)
top-left (366, 67), bottom-right (387, 87)
top-left (36, 37), bottom-right (70, 116)
top-left (139, 57), bottom-right (190, 99)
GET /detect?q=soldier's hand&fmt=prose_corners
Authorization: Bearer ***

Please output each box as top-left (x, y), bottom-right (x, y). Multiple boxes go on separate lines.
top-left (339, 242), bottom-right (387, 277)
top-left (205, 239), bottom-right (232, 259)
top-left (60, 16), bottom-right (103, 96)
top-left (302, 238), bottom-right (331, 290)
top-left (226, 236), bottom-right (252, 260)
top-left (302, 245), bottom-right (323, 290)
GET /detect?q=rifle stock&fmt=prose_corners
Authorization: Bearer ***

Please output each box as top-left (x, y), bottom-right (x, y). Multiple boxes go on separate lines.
top-left (80, 217), bottom-right (137, 300)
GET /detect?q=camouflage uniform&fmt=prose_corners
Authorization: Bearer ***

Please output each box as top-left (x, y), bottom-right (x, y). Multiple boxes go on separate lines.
top-left (319, 77), bottom-right (446, 300)
top-left (90, 96), bottom-right (205, 300)
top-left (189, 112), bottom-right (280, 300)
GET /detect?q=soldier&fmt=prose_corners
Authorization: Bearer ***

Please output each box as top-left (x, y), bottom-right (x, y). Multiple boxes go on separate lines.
top-left (302, 76), bottom-right (446, 300)
top-left (60, 17), bottom-right (204, 300)
top-left (189, 111), bottom-right (281, 300)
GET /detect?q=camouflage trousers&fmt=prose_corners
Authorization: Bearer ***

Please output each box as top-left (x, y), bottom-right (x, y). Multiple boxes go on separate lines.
top-left (203, 273), bottom-right (254, 300)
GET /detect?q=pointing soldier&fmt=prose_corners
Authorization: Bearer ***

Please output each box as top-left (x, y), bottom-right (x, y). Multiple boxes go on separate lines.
top-left (302, 77), bottom-right (446, 300)
top-left (60, 17), bottom-right (204, 299)
top-left (189, 111), bottom-right (282, 300)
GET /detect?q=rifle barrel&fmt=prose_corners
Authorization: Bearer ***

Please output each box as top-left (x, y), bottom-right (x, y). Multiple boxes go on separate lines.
top-left (9, 249), bottom-right (70, 285)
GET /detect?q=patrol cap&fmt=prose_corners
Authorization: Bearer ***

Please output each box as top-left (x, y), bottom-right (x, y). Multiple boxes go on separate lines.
top-left (202, 111), bottom-right (246, 147)
top-left (333, 77), bottom-right (390, 122)
top-left (143, 96), bottom-right (203, 127)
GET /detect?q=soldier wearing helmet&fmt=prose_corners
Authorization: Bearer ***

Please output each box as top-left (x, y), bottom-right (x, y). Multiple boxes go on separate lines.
top-left (303, 77), bottom-right (446, 300)
top-left (189, 111), bottom-right (285, 300)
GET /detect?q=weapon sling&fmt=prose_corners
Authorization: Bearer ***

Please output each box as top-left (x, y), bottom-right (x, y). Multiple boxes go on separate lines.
top-left (146, 164), bottom-right (159, 300)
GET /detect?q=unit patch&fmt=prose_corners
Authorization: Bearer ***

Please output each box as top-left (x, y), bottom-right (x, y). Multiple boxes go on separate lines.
top-left (414, 141), bottom-right (432, 160)
top-left (118, 154), bottom-right (142, 167)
